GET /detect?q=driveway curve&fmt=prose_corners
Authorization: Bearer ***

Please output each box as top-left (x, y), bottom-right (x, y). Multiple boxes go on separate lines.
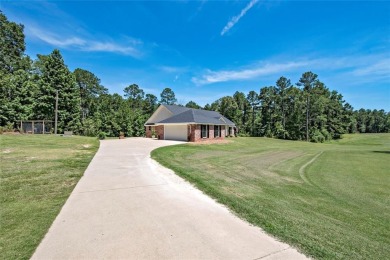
top-left (32, 138), bottom-right (307, 260)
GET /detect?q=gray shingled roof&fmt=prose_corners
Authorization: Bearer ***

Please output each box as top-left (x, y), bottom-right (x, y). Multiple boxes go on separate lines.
top-left (163, 104), bottom-right (190, 115)
top-left (156, 105), bottom-right (235, 126)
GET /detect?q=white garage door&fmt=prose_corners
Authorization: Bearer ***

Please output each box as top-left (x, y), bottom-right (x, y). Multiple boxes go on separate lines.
top-left (164, 125), bottom-right (188, 141)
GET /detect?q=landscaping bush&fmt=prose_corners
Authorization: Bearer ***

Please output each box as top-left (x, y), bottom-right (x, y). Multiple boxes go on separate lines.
top-left (97, 131), bottom-right (106, 140)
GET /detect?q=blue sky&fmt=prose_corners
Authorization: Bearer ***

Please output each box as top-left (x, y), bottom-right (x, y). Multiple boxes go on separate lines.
top-left (2, 0), bottom-right (390, 110)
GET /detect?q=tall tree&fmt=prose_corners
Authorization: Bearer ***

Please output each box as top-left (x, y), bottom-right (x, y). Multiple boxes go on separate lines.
top-left (275, 76), bottom-right (293, 139)
top-left (233, 91), bottom-right (249, 133)
top-left (0, 61), bottom-right (37, 126)
top-left (259, 86), bottom-right (277, 137)
top-left (144, 93), bottom-right (158, 115)
top-left (124, 84), bottom-right (145, 109)
top-left (247, 90), bottom-right (259, 136)
top-left (209, 99), bottom-right (221, 111)
top-left (284, 86), bottom-right (305, 140)
top-left (0, 11), bottom-right (35, 127)
top-left (33, 49), bottom-right (81, 133)
top-left (74, 68), bottom-right (107, 120)
top-left (219, 96), bottom-right (240, 128)
top-left (0, 11), bottom-right (26, 73)
top-left (297, 71), bottom-right (319, 141)
top-left (160, 87), bottom-right (177, 105)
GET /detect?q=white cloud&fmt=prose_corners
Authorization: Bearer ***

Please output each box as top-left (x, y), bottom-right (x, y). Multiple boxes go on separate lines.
top-left (29, 27), bottom-right (85, 47)
top-left (192, 61), bottom-right (307, 85)
top-left (159, 66), bottom-right (187, 73)
top-left (221, 0), bottom-right (259, 36)
top-left (191, 54), bottom-right (390, 86)
top-left (83, 42), bottom-right (141, 57)
top-left (27, 25), bottom-right (142, 57)
top-left (351, 58), bottom-right (390, 77)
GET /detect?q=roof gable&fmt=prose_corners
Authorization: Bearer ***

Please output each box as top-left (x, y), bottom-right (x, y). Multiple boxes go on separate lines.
top-left (145, 105), bottom-right (173, 125)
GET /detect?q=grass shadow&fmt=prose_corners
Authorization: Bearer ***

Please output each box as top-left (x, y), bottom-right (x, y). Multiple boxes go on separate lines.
top-left (373, 151), bottom-right (390, 154)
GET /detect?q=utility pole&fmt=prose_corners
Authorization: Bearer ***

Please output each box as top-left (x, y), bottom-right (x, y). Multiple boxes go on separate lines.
top-left (55, 90), bottom-right (58, 135)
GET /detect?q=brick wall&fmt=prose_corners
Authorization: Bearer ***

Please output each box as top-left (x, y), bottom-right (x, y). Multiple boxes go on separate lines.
top-left (188, 124), bottom-right (201, 142)
top-left (156, 125), bottom-right (164, 140)
top-left (145, 126), bottom-right (158, 138)
top-left (209, 125), bottom-right (214, 139)
top-left (145, 126), bottom-right (152, 138)
top-left (148, 124), bottom-right (228, 142)
top-left (221, 126), bottom-right (226, 138)
top-left (188, 124), bottom-right (226, 142)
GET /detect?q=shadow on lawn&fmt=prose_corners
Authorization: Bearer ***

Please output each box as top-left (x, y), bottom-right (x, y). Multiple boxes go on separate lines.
top-left (372, 150), bottom-right (390, 154)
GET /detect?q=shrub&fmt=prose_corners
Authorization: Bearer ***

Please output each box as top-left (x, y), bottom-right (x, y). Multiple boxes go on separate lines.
top-left (321, 129), bottom-right (332, 141)
top-left (82, 118), bottom-right (99, 137)
top-left (97, 131), bottom-right (106, 140)
top-left (237, 132), bottom-right (250, 137)
top-left (311, 129), bottom-right (325, 143)
top-left (5, 122), bottom-right (14, 132)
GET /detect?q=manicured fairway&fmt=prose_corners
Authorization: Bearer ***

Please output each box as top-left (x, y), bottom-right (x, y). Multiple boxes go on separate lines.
top-left (152, 134), bottom-right (390, 259)
top-left (0, 135), bottom-right (99, 260)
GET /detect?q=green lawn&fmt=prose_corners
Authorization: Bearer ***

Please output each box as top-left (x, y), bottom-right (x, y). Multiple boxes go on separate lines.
top-left (152, 134), bottom-right (390, 259)
top-left (0, 134), bottom-right (99, 260)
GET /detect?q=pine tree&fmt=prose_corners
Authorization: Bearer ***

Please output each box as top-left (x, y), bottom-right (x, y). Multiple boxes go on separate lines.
top-left (160, 88), bottom-right (177, 105)
top-left (297, 71), bottom-right (319, 141)
top-left (0, 12), bottom-right (36, 127)
top-left (74, 68), bottom-right (107, 120)
top-left (34, 50), bottom-right (81, 133)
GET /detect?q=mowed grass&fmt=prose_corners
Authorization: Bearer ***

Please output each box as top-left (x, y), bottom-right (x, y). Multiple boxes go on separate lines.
top-left (0, 134), bottom-right (99, 260)
top-left (152, 134), bottom-right (390, 259)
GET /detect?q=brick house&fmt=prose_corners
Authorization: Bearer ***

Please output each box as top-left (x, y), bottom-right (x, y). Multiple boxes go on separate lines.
top-left (145, 104), bottom-right (236, 142)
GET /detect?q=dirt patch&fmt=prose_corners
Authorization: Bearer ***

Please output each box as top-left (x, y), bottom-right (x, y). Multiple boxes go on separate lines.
top-left (23, 156), bottom-right (37, 163)
top-left (2, 131), bottom-right (21, 135)
top-left (82, 144), bottom-right (91, 148)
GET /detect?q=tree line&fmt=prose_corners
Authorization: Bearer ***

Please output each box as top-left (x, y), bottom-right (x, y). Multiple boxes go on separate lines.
top-left (1, 12), bottom-right (389, 141)
top-left (201, 75), bottom-right (389, 142)
top-left (0, 12), bottom-right (177, 138)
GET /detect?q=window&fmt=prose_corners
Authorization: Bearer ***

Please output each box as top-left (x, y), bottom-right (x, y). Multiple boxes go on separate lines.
top-left (214, 125), bottom-right (220, 138)
top-left (201, 125), bottom-right (209, 138)
top-left (148, 126), bottom-right (151, 131)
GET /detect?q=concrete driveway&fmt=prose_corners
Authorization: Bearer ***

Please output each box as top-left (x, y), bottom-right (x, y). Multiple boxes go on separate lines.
top-left (32, 138), bottom-right (307, 260)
